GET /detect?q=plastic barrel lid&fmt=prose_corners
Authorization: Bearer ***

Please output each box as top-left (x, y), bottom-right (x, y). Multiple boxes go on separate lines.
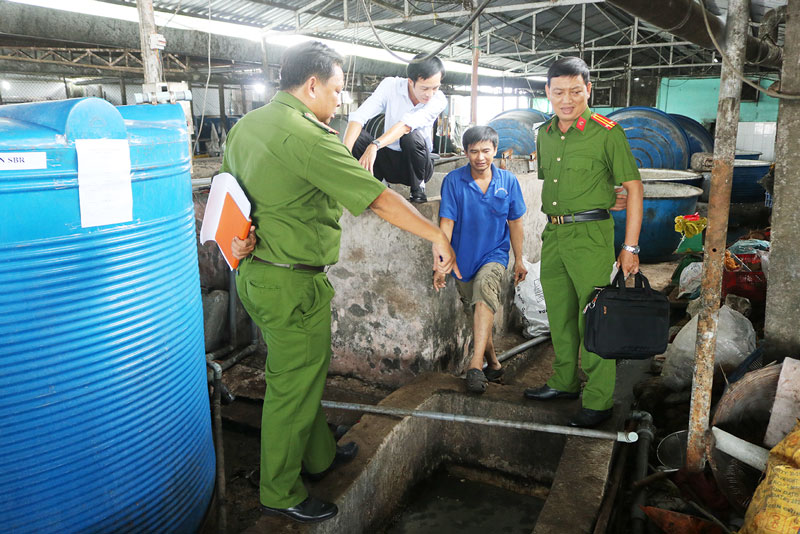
top-left (669, 113), bottom-right (714, 156)
top-left (488, 108), bottom-right (551, 155)
top-left (608, 106), bottom-right (691, 170)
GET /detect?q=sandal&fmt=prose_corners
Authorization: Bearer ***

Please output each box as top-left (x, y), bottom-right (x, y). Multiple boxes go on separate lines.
top-left (466, 368), bottom-right (488, 393)
top-left (483, 367), bottom-right (504, 382)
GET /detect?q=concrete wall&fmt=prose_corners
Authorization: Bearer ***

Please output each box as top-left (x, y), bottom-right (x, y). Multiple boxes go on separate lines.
top-left (655, 77), bottom-right (780, 124)
top-left (328, 162), bottom-right (545, 387)
top-left (194, 158), bottom-right (546, 388)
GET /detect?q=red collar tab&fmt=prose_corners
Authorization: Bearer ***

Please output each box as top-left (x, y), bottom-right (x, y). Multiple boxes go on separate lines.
top-left (546, 121), bottom-right (552, 133)
top-left (590, 113), bottom-right (616, 130)
top-left (303, 112), bottom-right (339, 135)
top-left (575, 117), bottom-right (586, 132)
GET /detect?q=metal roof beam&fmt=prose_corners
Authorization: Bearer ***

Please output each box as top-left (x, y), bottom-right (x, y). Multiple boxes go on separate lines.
top-left (285, 0), bottom-right (603, 33)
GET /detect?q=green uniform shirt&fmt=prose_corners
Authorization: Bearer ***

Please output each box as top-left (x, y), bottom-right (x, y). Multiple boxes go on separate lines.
top-left (537, 107), bottom-right (640, 216)
top-left (220, 91), bottom-right (386, 266)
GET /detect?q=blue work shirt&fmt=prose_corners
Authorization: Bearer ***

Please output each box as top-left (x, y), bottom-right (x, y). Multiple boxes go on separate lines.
top-left (439, 164), bottom-right (527, 282)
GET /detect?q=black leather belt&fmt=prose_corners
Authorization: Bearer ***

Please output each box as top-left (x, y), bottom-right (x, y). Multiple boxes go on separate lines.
top-left (548, 209), bottom-right (610, 225)
top-left (252, 256), bottom-right (326, 272)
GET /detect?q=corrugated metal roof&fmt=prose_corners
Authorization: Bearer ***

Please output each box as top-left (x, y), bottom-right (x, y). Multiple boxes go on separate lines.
top-left (97, 0), bottom-right (786, 79)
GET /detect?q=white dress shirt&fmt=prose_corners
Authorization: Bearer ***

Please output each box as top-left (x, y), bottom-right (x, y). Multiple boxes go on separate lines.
top-left (348, 77), bottom-right (447, 152)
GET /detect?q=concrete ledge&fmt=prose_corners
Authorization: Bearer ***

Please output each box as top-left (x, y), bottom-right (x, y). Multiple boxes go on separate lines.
top-left (244, 373), bottom-right (570, 534)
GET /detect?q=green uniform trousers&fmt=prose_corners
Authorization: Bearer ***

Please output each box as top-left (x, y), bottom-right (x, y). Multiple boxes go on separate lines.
top-left (540, 218), bottom-right (616, 411)
top-left (236, 258), bottom-right (337, 508)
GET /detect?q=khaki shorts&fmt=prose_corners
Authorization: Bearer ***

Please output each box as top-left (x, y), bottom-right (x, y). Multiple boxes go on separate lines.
top-left (455, 262), bottom-right (505, 315)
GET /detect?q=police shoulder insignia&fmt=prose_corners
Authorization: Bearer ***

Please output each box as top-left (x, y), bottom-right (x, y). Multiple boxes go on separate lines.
top-left (590, 113), bottom-right (616, 130)
top-left (303, 112), bottom-right (339, 135)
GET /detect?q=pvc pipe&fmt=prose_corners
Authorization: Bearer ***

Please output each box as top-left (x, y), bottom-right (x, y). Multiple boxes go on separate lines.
top-left (711, 427), bottom-right (769, 472)
top-left (630, 411), bottom-right (655, 534)
top-left (496, 335), bottom-right (550, 364)
top-left (320, 399), bottom-right (638, 443)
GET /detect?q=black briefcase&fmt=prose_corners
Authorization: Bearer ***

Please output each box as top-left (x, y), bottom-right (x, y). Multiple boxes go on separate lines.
top-left (583, 270), bottom-right (670, 359)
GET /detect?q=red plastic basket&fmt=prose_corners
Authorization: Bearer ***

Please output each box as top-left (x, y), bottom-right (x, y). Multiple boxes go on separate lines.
top-left (722, 253), bottom-right (767, 303)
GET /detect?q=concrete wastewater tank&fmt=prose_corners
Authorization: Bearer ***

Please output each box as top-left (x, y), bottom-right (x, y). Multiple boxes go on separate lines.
top-left (242, 366), bottom-right (643, 534)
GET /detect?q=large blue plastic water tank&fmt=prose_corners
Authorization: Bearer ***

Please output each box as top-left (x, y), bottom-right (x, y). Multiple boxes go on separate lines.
top-left (0, 98), bottom-right (214, 533)
top-left (488, 109), bottom-right (551, 155)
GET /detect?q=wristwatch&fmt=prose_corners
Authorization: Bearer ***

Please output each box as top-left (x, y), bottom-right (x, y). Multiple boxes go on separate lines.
top-left (370, 139), bottom-right (382, 148)
top-left (622, 243), bottom-right (640, 254)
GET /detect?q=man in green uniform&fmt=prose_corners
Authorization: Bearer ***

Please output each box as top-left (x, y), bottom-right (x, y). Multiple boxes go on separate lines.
top-left (222, 41), bottom-right (459, 523)
top-left (523, 56), bottom-right (643, 428)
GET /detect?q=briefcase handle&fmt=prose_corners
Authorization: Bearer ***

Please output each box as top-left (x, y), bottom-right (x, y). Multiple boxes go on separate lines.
top-left (612, 269), bottom-right (653, 294)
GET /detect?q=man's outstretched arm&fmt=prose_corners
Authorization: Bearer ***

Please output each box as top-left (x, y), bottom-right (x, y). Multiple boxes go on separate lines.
top-left (369, 188), bottom-right (460, 278)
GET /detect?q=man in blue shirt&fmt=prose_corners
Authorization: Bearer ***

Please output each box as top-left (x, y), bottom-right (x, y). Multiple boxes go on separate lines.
top-left (434, 126), bottom-right (527, 393)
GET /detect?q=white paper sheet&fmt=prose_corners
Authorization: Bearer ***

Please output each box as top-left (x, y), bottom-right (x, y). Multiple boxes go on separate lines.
top-left (0, 152), bottom-right (47, 171)
top-left (76, 139), bottom-right (133, 228)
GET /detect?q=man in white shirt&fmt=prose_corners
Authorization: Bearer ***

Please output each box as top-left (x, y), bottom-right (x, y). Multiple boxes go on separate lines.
top-left (343, 54), bottom-right (447, 203)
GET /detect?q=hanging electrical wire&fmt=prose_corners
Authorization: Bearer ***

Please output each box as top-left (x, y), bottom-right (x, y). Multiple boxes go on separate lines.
top-left (158, 0), bottom-right (183, 31)
top-left (359, 0), bottom-right (493, 64)
top-left (698, 0), bottom-right (800, 100)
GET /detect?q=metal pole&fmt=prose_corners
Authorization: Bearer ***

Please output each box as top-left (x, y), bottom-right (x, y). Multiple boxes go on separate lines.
top-left (470, 5), bottom-right (479, 125)
top-left (626, 18), bottom-right (637, 107)
top-left (685, 0), bottom-right (749, 473)
top-left (580, 4), bottom-right (586, 59)
top-left (206, 361), bottom-right (227, 534)
top-left (218, 82), bottom-right (228, 134)
top-left (135, 0), bottom-right (163, 86)
top-left (320, 400), bottom-right (639, 443)
top-left (764, 0), bottom-right (800, 359)
top-left (531, 13), bottom-right (536, 53)
top-left (120, 78), bottom-right (128, 105)
top-left (260, 37), bottom-right (270, 88)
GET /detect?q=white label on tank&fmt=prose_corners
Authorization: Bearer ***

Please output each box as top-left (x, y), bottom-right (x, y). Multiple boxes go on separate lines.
top-left (76, 139), bottom-right (133, 228)
top-left (0, 152), bottom-right (47, 170)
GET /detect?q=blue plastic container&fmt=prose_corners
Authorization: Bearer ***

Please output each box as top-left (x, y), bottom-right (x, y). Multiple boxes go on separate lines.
top-left (735, 149), bottom-right (762, 160)
top-left (608, 107), bottom-right (691, 170)
top-left (488, 108), bottom-right (551, 155)
top-left (0, 98), bottom-right (214, 534)
top-left (732, 159), bottom-right (771, 202)
top-left (639, 168), bottom-right (703, 188)
top-left (669, 114), bottom-right (714, 157)
top-left (612, 182), bottom-right (703, 262)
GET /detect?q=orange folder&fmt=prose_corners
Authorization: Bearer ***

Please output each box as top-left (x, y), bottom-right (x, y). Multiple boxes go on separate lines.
top-left (200, 173), bottom-right (252, 270)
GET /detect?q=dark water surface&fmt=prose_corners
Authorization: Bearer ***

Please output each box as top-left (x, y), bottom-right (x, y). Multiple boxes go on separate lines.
top-left (382, 470), bottom-right (545, 534)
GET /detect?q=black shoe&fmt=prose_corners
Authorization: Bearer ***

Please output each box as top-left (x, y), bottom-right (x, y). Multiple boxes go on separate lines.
top-left (465, 368), bottom-right (488, 393)
top-left (261, 496), bottom-right (338, 523)
top-left (523, 384), bottom-right (579, 400)
top-left (483, 366), bottom-right (504, 383)
top-left (304, 441), bottom-right (359, 482)
top-left (568, 407), bottom-right (613, 428)
top-left (409, 190), bottom-right (427, 203)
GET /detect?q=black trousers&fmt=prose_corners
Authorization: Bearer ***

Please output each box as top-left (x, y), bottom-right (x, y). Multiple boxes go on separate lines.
top-left (352, 129), bottom-right (434, 193)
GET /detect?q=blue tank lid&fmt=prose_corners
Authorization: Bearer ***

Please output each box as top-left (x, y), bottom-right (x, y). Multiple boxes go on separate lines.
top-left (0, 98), bottom-right (127, 146)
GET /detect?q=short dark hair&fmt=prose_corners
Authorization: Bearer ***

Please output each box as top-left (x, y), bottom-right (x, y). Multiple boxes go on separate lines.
top-left (279, 41), bottom-right (344, 90)
top-left (546, 56), bottom-right (590, 86)
top-left (462, 125), bottom-right (499, 151)
top-left (407, 53), bottom-right (445, 83)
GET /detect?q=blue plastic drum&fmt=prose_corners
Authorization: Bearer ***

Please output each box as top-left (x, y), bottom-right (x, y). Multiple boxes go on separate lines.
top-left (669, 114), bottom-right (714, 157)
top-left (735, 149), bottom-right (762, 160)
top-left (639, 168), bottom-right (703, 188)
top-left (612, 182), bottom-right (703, 262)
top-left (488, 109), bottom-right (551, 155)
top-left (731, 159), bottom-right (771, 202)
top-left (0, 98), bottom-right (214, 533)
top-left (608, 107), bottom-right (691, 170)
